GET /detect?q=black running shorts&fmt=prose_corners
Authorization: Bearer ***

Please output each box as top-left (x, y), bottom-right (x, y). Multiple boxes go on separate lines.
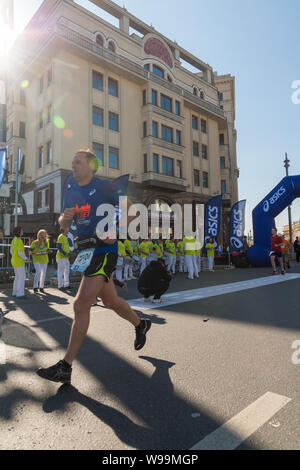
top-left (84, 253), bottom-right (118, 282)
top-left (270, 251), bottom-right (282, 258)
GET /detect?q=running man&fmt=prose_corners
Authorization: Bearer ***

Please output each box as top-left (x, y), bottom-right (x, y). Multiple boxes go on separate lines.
top-left (36, 149), bottom-right (151, 384)
top-left (270, 228), bottom-right (285, 275)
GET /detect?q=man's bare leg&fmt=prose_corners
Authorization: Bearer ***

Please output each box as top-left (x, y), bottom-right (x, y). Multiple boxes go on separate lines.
top-left (100, 277), bottom-right (140, 326)
top-left (64, 275), bottom-right (106, 365)
top-left (270, 256), bottom-right (276, 272)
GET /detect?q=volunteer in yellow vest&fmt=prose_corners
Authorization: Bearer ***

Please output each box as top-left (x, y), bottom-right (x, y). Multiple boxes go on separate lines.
top-left (177, 240), bottom-right (185, 273)
top-left (183, 235), bottom-right (198, 280)
top-left (167, 238), bottom-right (176, 274)
top-left (56, 228), bottom-right (71, 292)
top-left (124, 238), bottom-right (135, 281)
top-left (30, 230), bottom-right (51, 294)
top-left (205, 237), bottom-right (215, 272)
top-left (116, 240), bottom-right (126, 282)
top-left (11, 226), bottom-right (29, 298)
top-left (153, 242), bottom-right (163, 260)
top-left (139, 239), bottom-right (149, 274)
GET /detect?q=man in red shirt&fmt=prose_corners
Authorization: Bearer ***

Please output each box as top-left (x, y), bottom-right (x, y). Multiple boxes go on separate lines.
top-left (270, 228), bottom-right (285, 275)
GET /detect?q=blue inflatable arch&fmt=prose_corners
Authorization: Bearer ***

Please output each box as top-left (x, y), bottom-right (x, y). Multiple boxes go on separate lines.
top-left (247, 175), bottom-right (300, 267)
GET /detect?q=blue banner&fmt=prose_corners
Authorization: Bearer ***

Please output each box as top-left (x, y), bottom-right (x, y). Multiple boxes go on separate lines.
top-left (203, 195), bottom-right (222, 246)
top-left (229, 200), bottom-right (246, 252)
top-left (0, 148), bottom-right (7, 190)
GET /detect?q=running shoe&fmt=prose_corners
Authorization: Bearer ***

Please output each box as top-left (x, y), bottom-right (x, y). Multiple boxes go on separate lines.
top-left (152, 299), bottom-right (162, 304)
top-left (272, 271), bottom-right (277, 275)
top-left (134, 319), bottom-right (151, 351)
top-left (33, 288), bottom-right (38, 293)
top-left (36, 360), bottom-right (72, 384)
top-left (281, 270), bottom-right (285, 275)
top-left (39, 288), bottom-right (45, 293)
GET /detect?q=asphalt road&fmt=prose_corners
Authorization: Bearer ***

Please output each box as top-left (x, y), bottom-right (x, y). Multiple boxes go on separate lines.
top-left (0, 264), bottom-right (300, 450)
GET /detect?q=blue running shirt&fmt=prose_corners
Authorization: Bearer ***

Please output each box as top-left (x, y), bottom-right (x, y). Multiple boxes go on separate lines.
top-left (63, 176), bottom-right (128, 254)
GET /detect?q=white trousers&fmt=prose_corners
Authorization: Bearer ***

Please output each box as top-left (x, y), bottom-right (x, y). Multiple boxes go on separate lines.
top-left (179, 255), bottom-right (185, 272)
top-left (13, 266), bottom-right (26, 297)
top-left (196, 255), bottom-right (201, 273)
top-left (185, 255), bottom-right (195, 279)
top-left (140, 257), bottom-right (147, 274)
top-left (57, 258), bottom-right (70, 288)
top-left (208, 256), bottom-right (214, 271)
top-left (33, 262), bottom-right (48, 288)
top-left (124, 262), bottom-right (133, 280)
top-left (167, 256), bottom-right (176, 273)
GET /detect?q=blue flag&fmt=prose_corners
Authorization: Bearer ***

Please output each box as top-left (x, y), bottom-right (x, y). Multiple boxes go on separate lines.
top-left (229, 200), bottom-right (246, 252)
top-left (203, 195), bottom-right (222, 246)
top-left (0, 149), bottom-right (7, 190)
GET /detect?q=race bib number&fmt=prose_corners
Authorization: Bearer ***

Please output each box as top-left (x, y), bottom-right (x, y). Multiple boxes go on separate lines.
top-left (71, 248), bottom-right (95, 272)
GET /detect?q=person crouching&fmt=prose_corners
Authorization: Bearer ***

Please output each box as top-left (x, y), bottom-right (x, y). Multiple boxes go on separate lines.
top-left (137, 258), bottom-right (172, 304)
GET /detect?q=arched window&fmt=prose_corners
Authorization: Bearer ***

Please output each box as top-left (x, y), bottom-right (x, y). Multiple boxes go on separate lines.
top-left (96, 35), bottom-right (104, 47)
top-left (108, 41), bottom-right (116, 52)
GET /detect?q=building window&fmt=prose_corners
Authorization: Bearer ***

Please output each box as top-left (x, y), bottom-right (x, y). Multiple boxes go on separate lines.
top-left (161, 125), bottom-right (173, 143)
top-left (37, 190), bottom-right (42, 209)
top-left (175, 101), bottom-right (180, 116)
top-left (162, 156), bottom-right (173, 176)
top-left (109, 112), bottom-right (119, 131)
top-left (45, 188), bottom-right (50, 207)
top-left (152, 89), bottom-right (157, 106)
top-left (176, 160), bottom-right (182, 179)
top-left (144, 153), bottom-right (148, 173)
top-left (38, 146), bottom-right (44, 168)
top-left (92, 70), bottom-right (103, 91)
top-left (220, 105), bottom-right (224, 110)
top-left (20, 88), bottom-right (26, 106)
top-left (153, 153), bottom-right (159, 173)
top-left (193, 141), bottom-right (199, 157)
top-left (47, 67), bottom-right (52, 86)
top-left (108, 41), bottom-right (116, 52)
top-left (109, 147), bottom-right (119, 169)
top-left (19, 122), bottom-right (26, 138)
top-left (219, 133), bottom-right (225, 145)
top-left (143, 89), bottom-right (147, 105)
top-left (201, 119), bottom-right (207, 133)
top-left (40, 76), bottom-right (43, 94)
top-left (153, 65), bottom-right (164, 79)
top-left (92, 106), bottom-right (104, 127)
top-left (221, 179), bottom-right (226, 194)
top-left (108, 78), bottom-right (118, 97)
top-left (161, 94), bottom-right (172, 112)
top-left (202, 144), bottom-right (208, 159)
top-left (192, 115), bottom-right (198, 130)
top-left (176, 130), bottom-right (181, 146)
top-left (203, 171), bottom-right (209, 188)
top-left (220, 156), bottom-right (225, 169)
top-left (96, 34), bottom-right (104, 46)
top-left (152, 121), bottom-right (158, 138)
top-left (143, 121), bottom-right (147, 138)
top-left (219, 92), bottom-right (223, 101)
top-left (46, 141), bottom-right (52, 164)
top-left (39, 112), bottom-right (43, 129)
top-left (93, 142), bottom-right (104, 167)
top-left (194, 170), bottom-right (200, 186)
top-left (144, 64), bottom-right (150, 70)
top-left (47, 105), bottom-right (52, 123)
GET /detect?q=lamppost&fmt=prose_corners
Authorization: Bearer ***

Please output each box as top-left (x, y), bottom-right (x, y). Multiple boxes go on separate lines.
top-left (284, 153), bottom-right (293, 251)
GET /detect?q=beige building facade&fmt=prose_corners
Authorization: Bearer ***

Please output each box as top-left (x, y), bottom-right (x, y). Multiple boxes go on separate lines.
top-left (6, 0), bottom-right (239, 237)
top-left (283, 220), bottom-right (300, 242)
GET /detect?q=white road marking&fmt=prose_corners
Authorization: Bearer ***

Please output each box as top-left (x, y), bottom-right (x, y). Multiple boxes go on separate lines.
top-left (129, 274), bottom-right (300, 310)
top-left (190, 392), bottom-right (291, 450)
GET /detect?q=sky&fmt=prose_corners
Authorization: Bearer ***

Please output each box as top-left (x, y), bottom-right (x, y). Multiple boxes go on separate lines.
top-left (5, 0), bottom-right (300, 235)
